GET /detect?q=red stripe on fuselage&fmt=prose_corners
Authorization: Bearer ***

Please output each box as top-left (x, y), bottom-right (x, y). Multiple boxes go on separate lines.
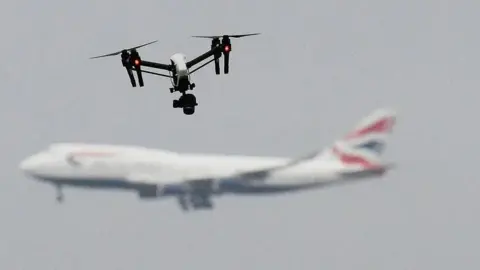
top-left (70, 152), bottom-right (115, 157)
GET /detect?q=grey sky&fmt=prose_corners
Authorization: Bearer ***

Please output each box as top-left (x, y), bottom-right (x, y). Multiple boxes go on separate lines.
top-left (1, 0), bottom-right (478, 269)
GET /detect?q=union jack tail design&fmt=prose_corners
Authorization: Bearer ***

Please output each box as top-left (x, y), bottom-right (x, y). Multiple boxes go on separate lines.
top-left (317, 108), bottom-right (397, 169)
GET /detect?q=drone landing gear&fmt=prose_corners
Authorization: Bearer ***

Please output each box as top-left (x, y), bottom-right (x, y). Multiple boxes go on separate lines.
top-left (170, 83), bottom-right (195, 93)
top-left (173, 93), bottom-right (198, 115)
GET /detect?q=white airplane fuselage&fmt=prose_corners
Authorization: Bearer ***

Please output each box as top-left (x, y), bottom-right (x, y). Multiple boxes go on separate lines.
top-left (19, 143), bottom-right (347, 197)
top-left (18, 108), bottom-right (397, 209)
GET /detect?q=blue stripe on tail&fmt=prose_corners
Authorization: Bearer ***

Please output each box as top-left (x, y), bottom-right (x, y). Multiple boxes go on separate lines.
top-left (354, 140), bottom-right (385, 154)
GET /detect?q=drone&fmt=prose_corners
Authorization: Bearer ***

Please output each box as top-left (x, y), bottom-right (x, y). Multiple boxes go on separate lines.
top-left (90, 33), bottom-right (260, 115)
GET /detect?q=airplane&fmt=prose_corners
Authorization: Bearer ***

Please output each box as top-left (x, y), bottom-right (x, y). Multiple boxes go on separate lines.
top-left (89, 33), bottom-right (260, 115)
top-left (19, 108), bottom-right (397, 211)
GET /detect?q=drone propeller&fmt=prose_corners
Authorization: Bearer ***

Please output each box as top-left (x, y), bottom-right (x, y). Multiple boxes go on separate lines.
top-left (89, 40), bottom-right (158, 59)
top-left (191, 33), bottom-right (260, 39)
top-left (89, 40), bottom-right (157, 87)
top-left (192, 33), bottom-right (259, 75)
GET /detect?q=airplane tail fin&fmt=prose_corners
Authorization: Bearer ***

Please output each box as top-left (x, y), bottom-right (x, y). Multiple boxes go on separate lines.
top-left (315, 108), bottom-right (397, 169)
top-left (218, 108), bottom-right (397, 183)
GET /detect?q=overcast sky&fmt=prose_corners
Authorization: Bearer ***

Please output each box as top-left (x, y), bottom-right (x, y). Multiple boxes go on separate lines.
top-left (0, 0), bottom-right (478, 269)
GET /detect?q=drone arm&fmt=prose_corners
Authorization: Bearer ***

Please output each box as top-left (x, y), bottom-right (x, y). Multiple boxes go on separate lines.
top-left (186, 46), bottom-right (223, 69)
top-left (127, 68), bottom-right (173, 78)
top-left (189, 58), bottom-right (216, 74)
top-left (139, 60), bottom-right (172, 71)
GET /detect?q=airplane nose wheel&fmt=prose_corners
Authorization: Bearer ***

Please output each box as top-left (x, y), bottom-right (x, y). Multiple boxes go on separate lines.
top-left (55, 185), bottom-right (64, 203)
top-left (173, 93), bottom-right (197, 115)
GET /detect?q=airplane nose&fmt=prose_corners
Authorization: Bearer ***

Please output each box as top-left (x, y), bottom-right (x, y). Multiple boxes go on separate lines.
top-left (19, 153), bottom-right (44, 174)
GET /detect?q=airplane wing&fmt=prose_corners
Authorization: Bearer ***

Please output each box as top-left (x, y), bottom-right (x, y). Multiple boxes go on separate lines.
top-left (126, 172), bottom-right (218, 211)
top-left (127, 151), bottom-right (319, 211)
top-left (184, 151), bottom-right (324, 209)
top-left (223, 151), bottom-right (319, 181)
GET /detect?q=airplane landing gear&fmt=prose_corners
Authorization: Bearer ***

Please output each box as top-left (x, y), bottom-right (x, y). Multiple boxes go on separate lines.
top-left (173, 93), bottom-right (197, 115)
top-left (177, 196), bottom-right (189, 211)
top-left (55, 185), bottom-right (64, 203)
top-left (176, 193), bottom-right (214, 212)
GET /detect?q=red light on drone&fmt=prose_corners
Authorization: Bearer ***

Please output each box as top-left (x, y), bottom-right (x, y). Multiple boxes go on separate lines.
top-left (224, 45), bottom-right (230, 52)
top-left (134, 59), bottom-right (140, 65)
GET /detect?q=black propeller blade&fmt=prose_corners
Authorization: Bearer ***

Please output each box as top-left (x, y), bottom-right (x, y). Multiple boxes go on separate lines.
top-left (89, 40), bottom-right (158, 59)
top-left (89, 40), bottom-right (157, 87)
top-left (191, 33), bottom-right (260, 39)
